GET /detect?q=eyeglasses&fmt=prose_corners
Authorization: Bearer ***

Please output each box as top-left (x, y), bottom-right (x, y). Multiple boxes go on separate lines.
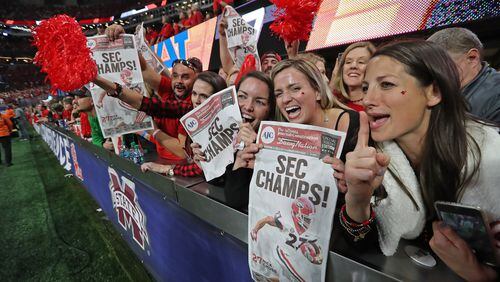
top-left (172, 59), bottom-right (197, 72)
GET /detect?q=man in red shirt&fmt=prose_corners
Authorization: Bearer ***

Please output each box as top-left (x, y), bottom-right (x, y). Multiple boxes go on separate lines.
top-left (97, 24), bottom-right (204, 161)
top-left (149, 57), bottom-right (202, 161)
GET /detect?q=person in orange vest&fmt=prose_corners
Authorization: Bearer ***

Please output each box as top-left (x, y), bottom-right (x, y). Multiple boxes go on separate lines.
top-left (4, 105), bottom-right (15, 120)
top-left (0, 111), bottom-right (13, 166)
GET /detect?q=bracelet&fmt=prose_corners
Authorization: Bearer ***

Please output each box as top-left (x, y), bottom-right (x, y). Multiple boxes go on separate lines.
top-left (152, 129), bottom-right (161, 140)
top-left (339, 204), bottom-right (375, 242)
top-left (107, 82), bottom-right (123, 98)
top-left (340, 204), bottom-right (376, 227)
top-left (339, 216), bottom-right (371, 241)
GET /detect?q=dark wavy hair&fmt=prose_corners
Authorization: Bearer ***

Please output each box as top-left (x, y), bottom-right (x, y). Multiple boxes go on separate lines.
top-left (195, 71), bottom-right (227, 94)
top-left (236, 71), bottom-right (276, 121)
top-left (372, 40), bottom-right (481, 217)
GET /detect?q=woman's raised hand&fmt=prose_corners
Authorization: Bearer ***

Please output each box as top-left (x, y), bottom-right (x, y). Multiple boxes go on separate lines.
top-left (344, 112), bottom-right (390, 221)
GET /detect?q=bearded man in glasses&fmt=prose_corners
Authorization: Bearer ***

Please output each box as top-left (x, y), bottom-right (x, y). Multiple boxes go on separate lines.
top-left (97, 24), bottom-right (203, 162)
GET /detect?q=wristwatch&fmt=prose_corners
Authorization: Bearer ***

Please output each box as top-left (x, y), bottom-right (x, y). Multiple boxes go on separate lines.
top-left (107, 82), bottom-right (123, 98)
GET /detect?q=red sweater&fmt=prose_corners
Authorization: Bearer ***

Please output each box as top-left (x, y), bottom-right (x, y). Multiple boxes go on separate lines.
top-left (160, 23), bottom-right (174, 39)
top-left (189, 11), bottom-right (204, 27)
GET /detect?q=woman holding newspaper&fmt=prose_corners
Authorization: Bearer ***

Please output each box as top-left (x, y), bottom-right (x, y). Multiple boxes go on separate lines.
top-left (236, 59), bottom-right (361, 192)
top-left (341, 41), bottom-right (499, 281)
top-left (219, 60), bottom-right (361, 211)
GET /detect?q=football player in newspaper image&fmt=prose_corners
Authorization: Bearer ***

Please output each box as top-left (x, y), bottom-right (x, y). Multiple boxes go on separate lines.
top-left (96, 76), bottom-right (146, 130)
top-left (250, 197), bottom-right (323, 282)
top-left (96, 91), bottom-right (140, 128)
top-left (120, 68), bottom-right (134, 86)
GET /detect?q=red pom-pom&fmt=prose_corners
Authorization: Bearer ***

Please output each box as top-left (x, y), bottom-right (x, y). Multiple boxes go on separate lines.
top-left (234, 54), bottom-right (256, 86)
top-left (32, 14), bottom-right (97, 94)
top-left (269, 0), bottom-right (322, 43)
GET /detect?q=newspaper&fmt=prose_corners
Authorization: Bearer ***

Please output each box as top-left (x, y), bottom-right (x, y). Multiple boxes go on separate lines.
top-left (248, 121), bottom-right (346, 282)
top-left (86, 34), bottom-right (153, 138)
top-left (180, 86), bottom-right (242, 181)
top-left (223, 6), bottom-right (261, 70)
top-left (135, 23), bottom-right (166, 74)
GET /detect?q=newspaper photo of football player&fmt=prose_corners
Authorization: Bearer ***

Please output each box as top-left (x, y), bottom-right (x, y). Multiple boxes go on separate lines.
top-left (250, 197), bottom-right (323, 282)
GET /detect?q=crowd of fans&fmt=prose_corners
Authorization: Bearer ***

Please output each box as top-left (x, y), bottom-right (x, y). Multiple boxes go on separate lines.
top-left (91, 20), bottom-right (500, 280)
top-left (144, 2), bottom-right (225, 45)
top-left (0, 85), bottom-right (49, 106)
top-left (1, 4), bottom-right (499, 281)
top-left (0, 0), bottom-right (162, 20)
top-left (0, 64), bottom-right (46, 93)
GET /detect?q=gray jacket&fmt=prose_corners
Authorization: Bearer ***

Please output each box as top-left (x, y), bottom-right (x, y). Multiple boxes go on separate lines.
top-left (461, 62), bottom-right (500, 124)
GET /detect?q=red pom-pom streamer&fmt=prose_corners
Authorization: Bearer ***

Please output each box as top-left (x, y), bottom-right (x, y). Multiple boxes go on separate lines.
top-left (32, 14), bottom-right (97, 93)
top-left (269, 0), bottom-right (323, 43)
top-left (234, 54), bottom-right (256, 86)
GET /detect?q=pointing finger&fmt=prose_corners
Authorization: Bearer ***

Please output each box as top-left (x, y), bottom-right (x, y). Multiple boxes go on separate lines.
top-left (355, 111), bottom-right (370, 150)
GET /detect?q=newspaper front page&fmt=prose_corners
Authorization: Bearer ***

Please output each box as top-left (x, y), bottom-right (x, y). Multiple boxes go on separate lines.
top-left (180, 86), bottom-right (242, 181)
top-left (86, 34), bottom-right (153, 138)
top-left (224, 6), bottom-right (261, 70)
top-left (135, 23), bottom-right (166, 74)
top-left (248, 121), bottom-right (346, 282)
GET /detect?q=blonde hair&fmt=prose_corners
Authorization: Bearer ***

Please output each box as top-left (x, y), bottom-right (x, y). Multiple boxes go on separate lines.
top-left (270, 59), bottom-right (343, 121)
top-left (333, 41), bottom-right (376, 100)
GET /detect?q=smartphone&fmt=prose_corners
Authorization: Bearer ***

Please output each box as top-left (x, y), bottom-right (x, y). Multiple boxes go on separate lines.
top-left (337, 52), bottom-right (344, 61)
top-left (434, 201), bottom-right (497, 266)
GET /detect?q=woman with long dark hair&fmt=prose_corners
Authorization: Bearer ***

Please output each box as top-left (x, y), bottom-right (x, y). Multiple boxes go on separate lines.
top-left (343, 40), bottom-right (499, 280)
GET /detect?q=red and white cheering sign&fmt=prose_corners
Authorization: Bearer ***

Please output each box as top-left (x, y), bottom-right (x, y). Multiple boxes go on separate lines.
top-left (248, 121), bottom-right (345, 282)
top-left (180, 86), bottom-right (242, 181)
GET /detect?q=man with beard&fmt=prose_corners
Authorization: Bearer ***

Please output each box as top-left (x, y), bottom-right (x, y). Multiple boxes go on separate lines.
top-left (97, 24), bottom-right (203, 161)
top-left (260, 51), bottom-right (282, 75)
top-left (149, 57), bottom-right (203, 161)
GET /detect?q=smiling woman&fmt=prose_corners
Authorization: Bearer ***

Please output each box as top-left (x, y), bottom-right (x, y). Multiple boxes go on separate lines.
top-left (332, 41), bottom-right (376, 112)
top-left (271, 59), bottom-right (359, 162)
top-left (343, 40), bottom-right (500, 281)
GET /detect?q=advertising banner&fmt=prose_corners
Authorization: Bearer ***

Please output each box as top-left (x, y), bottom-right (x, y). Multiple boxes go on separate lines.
top-left (37, 124), bottom-right (251, 281)
top-left (152, 17), bottom-right (218, 71)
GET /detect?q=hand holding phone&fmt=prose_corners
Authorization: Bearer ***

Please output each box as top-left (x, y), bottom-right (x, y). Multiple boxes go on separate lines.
top-left (434, 201), bottom-right (497, 266)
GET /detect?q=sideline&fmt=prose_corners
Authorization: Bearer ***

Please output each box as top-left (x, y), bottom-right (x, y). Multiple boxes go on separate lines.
top-left (0, 135), bottom-right (152, 281)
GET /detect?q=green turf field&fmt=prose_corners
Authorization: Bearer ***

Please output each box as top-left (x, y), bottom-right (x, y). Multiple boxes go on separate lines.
top-left (0, 135), bottom-right (153, 281)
